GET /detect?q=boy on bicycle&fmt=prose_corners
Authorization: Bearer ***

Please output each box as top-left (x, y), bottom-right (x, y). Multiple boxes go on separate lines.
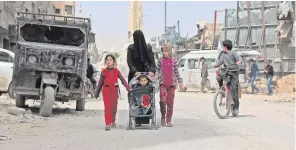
top-left (212, 40), bottom-right (242, 114)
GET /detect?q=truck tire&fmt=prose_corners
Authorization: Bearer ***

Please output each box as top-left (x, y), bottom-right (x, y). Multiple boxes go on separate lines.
top-left (39, 86), bottom-right (55, 117)
top-left (16, 94), bottom-right (26, 108)
top-left (8, 83), bottom-right (15, 99)
top-left (76, 99), bottom-right (85, 111)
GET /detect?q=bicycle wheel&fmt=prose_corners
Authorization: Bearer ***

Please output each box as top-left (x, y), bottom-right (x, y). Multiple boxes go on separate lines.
top-left (213, 90), bottom-right (231, 119)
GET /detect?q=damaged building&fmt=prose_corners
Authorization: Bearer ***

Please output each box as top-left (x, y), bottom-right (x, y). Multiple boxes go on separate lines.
top-left (219, 1), bottom-right (295, 74)
top-left (0, 1), bottom-right (56, 50)
top-left (187, 22), bottom-right (223, 50)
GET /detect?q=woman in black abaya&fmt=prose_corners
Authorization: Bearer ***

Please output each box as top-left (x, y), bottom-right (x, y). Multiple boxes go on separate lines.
top-left (127, 30), bottom-right (156, 82)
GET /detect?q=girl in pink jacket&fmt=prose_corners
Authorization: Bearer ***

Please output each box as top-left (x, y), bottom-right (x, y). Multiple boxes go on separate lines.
top-left (156, 45), bottom-right (183, 127)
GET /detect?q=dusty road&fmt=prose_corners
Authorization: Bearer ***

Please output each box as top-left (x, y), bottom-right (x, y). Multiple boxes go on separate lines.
top-left (0, 90), bottom-right (294, 150)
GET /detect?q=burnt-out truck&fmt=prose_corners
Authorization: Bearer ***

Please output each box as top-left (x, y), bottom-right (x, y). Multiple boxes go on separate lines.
top-left (8, 12), bottom-right (92, 117)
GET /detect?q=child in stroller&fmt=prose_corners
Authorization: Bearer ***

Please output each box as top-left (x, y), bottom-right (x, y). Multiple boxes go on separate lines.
top-left (128, 73), bottom-right (158, 130)
top-left (133, 75), bottom-right (152, 114)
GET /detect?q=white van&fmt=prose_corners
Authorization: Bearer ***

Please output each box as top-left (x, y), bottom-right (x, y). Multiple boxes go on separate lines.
top-left (177, 50), bottom-right (219, 92)
top-left (177, 50), bottom-right (254, 92)
top-left (0, 48), bottom-right (15, 98)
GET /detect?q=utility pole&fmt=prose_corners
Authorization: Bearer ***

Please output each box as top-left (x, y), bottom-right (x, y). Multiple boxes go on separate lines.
top-left (164, 1), bottom-right (167, 44)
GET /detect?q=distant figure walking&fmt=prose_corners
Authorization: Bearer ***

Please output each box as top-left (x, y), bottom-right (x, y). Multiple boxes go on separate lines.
top-left (264, 61), bottom-right (274, 96)
top-left (248, 59), bottom-right (260, 94)
top-left (200, 57), bottom-right (208, 93)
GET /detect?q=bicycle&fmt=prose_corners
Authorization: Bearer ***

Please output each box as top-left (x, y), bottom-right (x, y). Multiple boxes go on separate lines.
top-left (213, 65), bottom-right (241, 119)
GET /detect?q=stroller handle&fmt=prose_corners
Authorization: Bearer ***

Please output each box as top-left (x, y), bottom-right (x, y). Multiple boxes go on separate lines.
top-left (134, 72), bottom-right (149, 76)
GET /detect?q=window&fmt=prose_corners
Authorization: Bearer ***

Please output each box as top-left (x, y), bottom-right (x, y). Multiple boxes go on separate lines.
top-left (0, 51), bottom-right (10, 62)
top-left (205, 58), bottom-right (216, 68)
top-left (55, 8), bottom-right (60, 14)
top-left (25, 8), bottom-right (28, 13)
top-left (187, 59), bottom-right (199, 69)
top-left (65, 5), bottom-right (73, 15)
top-left (178, 59), bottom-right (186, 68)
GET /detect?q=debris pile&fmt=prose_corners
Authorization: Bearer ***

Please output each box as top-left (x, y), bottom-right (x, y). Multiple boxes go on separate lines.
top-left (277, 74), bottom-right (296, 93)
top-left (0, 107), bottom-right (47, 125)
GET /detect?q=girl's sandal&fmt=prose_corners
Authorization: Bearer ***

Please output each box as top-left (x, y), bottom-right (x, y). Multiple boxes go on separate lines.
top-left (105, 125), bottom-right (111, 131)
top-left (167, 123), bottom-right (173, 127)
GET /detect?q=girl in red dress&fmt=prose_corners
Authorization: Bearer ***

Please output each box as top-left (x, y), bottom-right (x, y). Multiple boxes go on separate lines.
top-left (94, 54), bottom-right (130, 131)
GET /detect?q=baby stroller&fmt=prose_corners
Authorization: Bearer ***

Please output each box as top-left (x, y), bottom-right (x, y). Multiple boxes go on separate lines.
top-left (127, 73), bottom-right (158, 130)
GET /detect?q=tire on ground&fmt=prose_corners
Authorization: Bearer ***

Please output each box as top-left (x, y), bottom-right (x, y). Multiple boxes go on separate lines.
top-left (8, 83), bottom-right (15, 99)
top-left (213, 91), bottom-right (230, 119)
top-left (76, 99), bottom-right (85, 111)
top-left (39, 86), bottom-right (55, 117)
top-left (16, 94), bottom-right (26, 108)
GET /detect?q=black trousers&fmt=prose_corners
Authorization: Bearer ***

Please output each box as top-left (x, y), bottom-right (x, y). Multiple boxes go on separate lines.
top-left (89, 77), bottom-right (97, 90)
top-left (225, 72), bottom-right (239, 109)
top-left (217, 75), bottom-right (223, 89)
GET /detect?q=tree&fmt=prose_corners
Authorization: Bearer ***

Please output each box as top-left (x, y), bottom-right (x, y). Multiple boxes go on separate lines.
top-left (113, 52), bottom-right (120, 58)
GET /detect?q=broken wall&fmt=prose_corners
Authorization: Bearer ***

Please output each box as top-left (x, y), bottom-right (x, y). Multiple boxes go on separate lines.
top-left (220, 1), bottom-right (295, 73)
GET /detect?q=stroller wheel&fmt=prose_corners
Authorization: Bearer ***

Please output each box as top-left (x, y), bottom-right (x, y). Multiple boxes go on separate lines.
top-left (131, 118), bottom-right (136, 130)
top-left (149, 119), bottom-right (153, 130)
top-left (152, 109), bottom-right (158, 130)
top-left (127, 119), bottom-right (131, 130)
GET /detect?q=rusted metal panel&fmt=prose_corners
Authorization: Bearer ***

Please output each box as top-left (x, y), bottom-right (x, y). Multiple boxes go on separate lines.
top-left (221, 1), bottom-right (295, 73)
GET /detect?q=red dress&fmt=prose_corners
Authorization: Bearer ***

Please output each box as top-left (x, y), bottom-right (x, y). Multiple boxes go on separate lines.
top-left (96, 68), bottom-right (130, 126)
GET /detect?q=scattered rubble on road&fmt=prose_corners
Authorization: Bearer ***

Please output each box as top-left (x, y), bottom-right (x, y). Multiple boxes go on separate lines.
top-left (0, 96), bottom-right (48, 125)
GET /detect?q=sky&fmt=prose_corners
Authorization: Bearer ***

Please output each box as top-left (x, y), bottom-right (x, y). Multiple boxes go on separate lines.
top-left (76, 1), bottom-right (237, 50)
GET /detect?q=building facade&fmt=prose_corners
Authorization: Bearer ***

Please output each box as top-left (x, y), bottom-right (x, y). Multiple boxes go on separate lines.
top-left (128, 1), bottom-right (142, 43)
top-left (220, 1), bottom-right (295, 74)
top-left (0, 1), bottom-right (55, 50)
top-left (54, 1), bottom-right (75, 17)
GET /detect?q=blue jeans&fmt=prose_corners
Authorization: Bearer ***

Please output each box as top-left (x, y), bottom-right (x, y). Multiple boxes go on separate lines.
top-left (267, 75), bottom-right (273, 94)
top-left (249, 76), bottom-right (258, 93)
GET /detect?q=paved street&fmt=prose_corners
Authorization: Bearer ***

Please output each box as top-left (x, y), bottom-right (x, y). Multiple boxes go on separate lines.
top-left (0, 90), bottom-right (294, 150)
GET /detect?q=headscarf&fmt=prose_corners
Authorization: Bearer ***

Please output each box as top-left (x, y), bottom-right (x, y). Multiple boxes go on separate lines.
top-left (161, 44), bottom-right (172, 57)
top-left (133, 30), bottom-right (149, 63)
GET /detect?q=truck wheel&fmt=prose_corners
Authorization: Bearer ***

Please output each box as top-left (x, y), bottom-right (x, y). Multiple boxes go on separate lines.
top-left (76, 99), bottom-right (85, 111)
top-left (16, 94), bottom-right (26, 108)
top-left (39, 86), bottom-right (55, 117)
top-left (8, 83), bottom-right (15, 99)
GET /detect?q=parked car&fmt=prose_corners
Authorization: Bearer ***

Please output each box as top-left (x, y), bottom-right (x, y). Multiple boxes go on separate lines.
top-left (0, 48), bottom-right (15, 98)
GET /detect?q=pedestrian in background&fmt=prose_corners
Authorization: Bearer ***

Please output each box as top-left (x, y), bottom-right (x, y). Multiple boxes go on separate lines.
top-left (156, 44), bottom-right (183, 127)
top-left (248, 59), bottom-right (260, 94)
top-left (200, 57), bottom-right (208, 93)
top-left (264, 61), bottom-right (274, 96)
top-left (94, 54), bottom-right (130, 131)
